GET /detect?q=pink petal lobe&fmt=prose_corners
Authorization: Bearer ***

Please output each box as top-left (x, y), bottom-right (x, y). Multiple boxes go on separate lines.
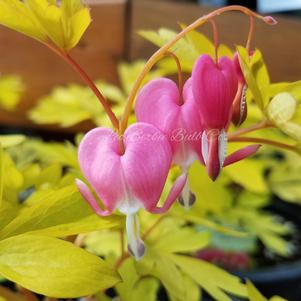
top-left (135, 78), bottom-right (202, 168)
top-left (75, 179), bottom-right (112, 216)
top-left (78, 127), bottom-right (125, 212)
top-left (224, 144), bottom-right (261, 167)
top-left (122, 122), bottom-right (172, 211)
top-left (149, 173), bottom-right (187, 214)
top-left (192, 54), bottom-right (238, 129)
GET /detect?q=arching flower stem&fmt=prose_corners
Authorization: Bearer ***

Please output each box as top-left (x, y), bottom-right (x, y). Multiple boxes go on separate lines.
top-left (165, 51), bottom-right (184, 103)
top-left (45, 42), bottom-right (120, 131)
top-left (228, 120), bottom-right (275, 138)
top-left (119, 5), bottom-right (277, 134)
top-left (209, 18), bottom-right (219, 65)
top-left (229, 136), bottom-right (298, 153)
top-left (246, 16), bottom-right (255, 54)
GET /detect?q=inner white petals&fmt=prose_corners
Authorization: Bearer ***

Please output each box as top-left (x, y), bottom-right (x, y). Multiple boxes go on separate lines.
top-left (201, 131), bottom-right (209, 165)
top-left (218, 130), bottom-right (228, 168)
top-left (126, 213), bottom-right (145, 260)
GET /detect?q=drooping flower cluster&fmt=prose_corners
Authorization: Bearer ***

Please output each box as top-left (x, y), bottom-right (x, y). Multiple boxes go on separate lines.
top-left (76, 9), bottom-right (275, 260)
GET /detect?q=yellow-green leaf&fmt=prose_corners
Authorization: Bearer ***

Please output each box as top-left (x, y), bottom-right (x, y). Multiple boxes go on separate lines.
top-left (0, 135), bottom-right (25, 148)
top-left (0, 0), bottom-right (91, 51)
top-left (0, 185), bottom-right (121, 239)
top-left (0, 234), bottom-right (119, 298)
top-left (224, 159), bottom-right (268, 194)
top-left (153, 228), bottom-right (210, 253)
top-left (0, 75), bottom-right (24, 111)
top-left (169, 254), bottom-right (247, 300)
top-left (246, 280), bottom-right (267, 301)
top-left (237, 46), bottom-right (267, 110)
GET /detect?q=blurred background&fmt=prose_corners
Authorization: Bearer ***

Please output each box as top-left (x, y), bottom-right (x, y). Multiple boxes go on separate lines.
top-left (0, 0), bottom-right (300, 132)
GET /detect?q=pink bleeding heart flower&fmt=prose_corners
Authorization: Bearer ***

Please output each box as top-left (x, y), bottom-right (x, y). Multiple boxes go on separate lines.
top-left (76, 122), bottom-right (187, 259)
top-left (135, 78), bottom-right (202, 209)
top-left (192, 54), bottom-right (261, 181)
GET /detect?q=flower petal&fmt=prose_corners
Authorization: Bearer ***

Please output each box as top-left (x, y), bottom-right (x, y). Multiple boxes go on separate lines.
top-left (75, 179), bottom-right (112, 216)
top-left (192, 54), bottom-right (238, 129)
top-left (148, 172), bottom-right (187, 214)
top-left (135, 78), bottom-right (202, 168)
top-left (78, 127), bottom-right (125, 212)
top-left (201, 130), bottom-right (226, 181)
top-left (122, 122), bottom-right (172, 211)
top-left (224, 144), bottom-right (261, 167)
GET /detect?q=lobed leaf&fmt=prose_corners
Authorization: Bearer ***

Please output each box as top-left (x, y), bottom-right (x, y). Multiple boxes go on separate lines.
top-left (0, 185), bottom-right (121, 239)
top-left (0, 233), bottom-right (120, 298)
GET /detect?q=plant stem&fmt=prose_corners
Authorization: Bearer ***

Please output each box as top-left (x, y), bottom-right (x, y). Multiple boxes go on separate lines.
top-left (119, 5), bottom-right (276, 134)
top-left (209, 18), bottom-right (219, 65)
top-left (229, 136), bottom-right (297, 153)
top-left (45, 43), bottom-right (119, 130)
top-left (246, 16), bottom-right (254, 53)
top-left (115, 216), bottom-right (166, 269)
top-left (228, 120), bottom-right (274, 138)
top-left (165, 51), bottom-right (184, 103)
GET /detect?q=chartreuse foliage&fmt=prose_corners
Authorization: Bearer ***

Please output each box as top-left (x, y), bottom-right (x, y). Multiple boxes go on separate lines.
top-left (29, 61), bottom-right (162, 127)
top-left (0, 75), bottom-right (24, 111)
top-left (139, 27), bottom-right (232, 74)
top-left (0, 0), bottom-right (91, 51)
top-left (247, 280), bottom-right (287, 301)
top-left (0, 140), bottom-right (121, 298)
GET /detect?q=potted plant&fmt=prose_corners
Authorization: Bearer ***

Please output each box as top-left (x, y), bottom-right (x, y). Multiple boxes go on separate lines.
top-left (0, 1), bottom-right (299, 301)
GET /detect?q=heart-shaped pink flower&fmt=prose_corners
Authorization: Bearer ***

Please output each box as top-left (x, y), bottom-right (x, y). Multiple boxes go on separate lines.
top-left (192, 54), bottom-right (261, 180)
top-left (76, 122), bottom-right (186, 259)
top-left (135, 78), bottom-right (203, 208)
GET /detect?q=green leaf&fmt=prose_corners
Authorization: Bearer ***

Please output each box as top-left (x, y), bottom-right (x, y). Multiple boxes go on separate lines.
top-left (259, 232), bottom-right (292, 257)
top-left (85, 229), bottom-right (121, 257)
top-left (169, 254), bottom-right (247, 301)
top-left (0, 202), bottom-right (19, 230)
top-left (0, 0), bottom-right (91, 51)
top-left (0, 185), bottom-right (121, 239)
top-left (153, 228), bottom-right (210, 253)
top-left (23, 140), bottom-right (78, 168)
top-left (269, 152), bottom-right (301, 204)
top-left (116, 258), bottom-right (159, 301)
top-left (118, 60), bottom-right (163, 96)
top-left (0, 233), bottom-right (120, 298)
top-left (0, 75), bottom-right (24, 111)
top-left (29, 81), bottom-right (125, 127)
top-left (139, 27), bottom-right (232, 75)
top-left (224, 159), bottom-right (268, 194)
top-left (0, 0), bottom-right (46, 42)
top-left (189, 161), bottom-right (233, 214)
top-left (246, 280), bottom-right (287, 301)
top-left (246, 280), bottom-right (267, 301)
top-left (147, 254), bottom-right (187, 301)
top-left (0, 144), bottom-right (3, 208)
top-left (237, 46), bottom-right (268, 111)
top-left (0, 135), bottom-right (25, 148)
